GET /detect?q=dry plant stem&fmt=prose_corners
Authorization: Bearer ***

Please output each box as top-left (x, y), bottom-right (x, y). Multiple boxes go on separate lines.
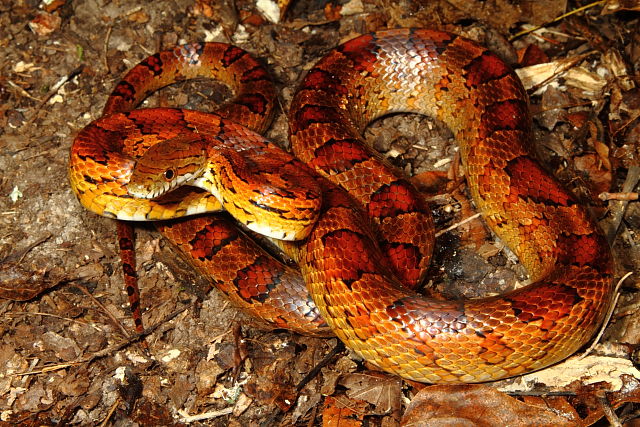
top-left (72, 283), bottom-right (131, 339)
top-left (509, 0), bottom-right (606, 40)
top-left (7, 79), bottom-right (39, 101)
top-left (11, 306), bottom-right (188, 377)
top-left (435, 212), bottom-right (482, 238)
top-left (599, 192), bottom-right (638, 201)
top-left (606, 166), bottom-right (640, 244)
top-left (613, 110), bottom-right (640, 136)
top-left (99, 397), bottom-right (122, 427)
top-left (598, 391), bottom-right (622, 427)
top-left (260, 341), bottom-right (346, 427)
top-left (178, 407), bottom-right (233, 422)
top-left (25, 66), bottom-right (84, 127)
top-left (296, 341), bottom-right (346, 393)
top-left (577, 272), bottom-right (631, 360)
top-left (1, 233), bottom-right (51, 263)
top-left (6, 311), bottom-right (98, 329)
top-left (103, 25), bottom-right (113, 72)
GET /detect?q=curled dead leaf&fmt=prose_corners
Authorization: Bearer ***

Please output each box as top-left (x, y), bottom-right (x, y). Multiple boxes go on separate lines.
top-left (402, 384), bottom-right (576, 426)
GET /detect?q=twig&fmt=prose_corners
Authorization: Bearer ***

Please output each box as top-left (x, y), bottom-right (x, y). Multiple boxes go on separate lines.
top-left (605, 166), bottom-right (640, 245)
top-left (1, 233), bottom-right (51, 263)
top-left (7, 79), bottom-right (40, 101)
top-left (72, 283), bottom-right (132, 339)
top-left (578, 272), bottom-right (632, 360)
top-left (11, 306), bottom-right (189, 376)
top-left (510, 1), bottom-right (606, 41)
top-left (4, 311), bottom-right (100, 330)
top-left (599, 192), bottom-right (638, 202)
top-left (25, 65), bottom-right (84, 127)
top-left (613, 110), bottom-right (640, 136)
top-left (597, 391), bottom-right (622, 427)
top-left (435, 212), bottom-right (482, 238)
top-left (104, 25), bottom-right (113, 73)
top-left (177, 407), bottom-right (233, 422)
top-left (296, 340), bottom-right (345, 392)
top-left (99, 397), bottom-right (122, 427)
top-left (260, 340), bottom-right (346, 426)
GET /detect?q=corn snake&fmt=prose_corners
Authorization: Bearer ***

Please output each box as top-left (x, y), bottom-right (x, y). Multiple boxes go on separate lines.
top-left (69, 29), bottom-right (614, 383)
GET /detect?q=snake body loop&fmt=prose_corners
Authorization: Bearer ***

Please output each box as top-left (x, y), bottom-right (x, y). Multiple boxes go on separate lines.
top-left (70, 30), bottom-right (614, 383)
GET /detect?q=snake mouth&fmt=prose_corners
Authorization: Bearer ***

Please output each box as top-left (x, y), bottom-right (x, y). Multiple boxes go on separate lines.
top-left (127, 182), bottom-right (166, 199)
top-left (127, 170), bottom-right (202, 199)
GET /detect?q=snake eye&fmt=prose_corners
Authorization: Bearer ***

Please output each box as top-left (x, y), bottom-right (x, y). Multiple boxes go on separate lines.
top-left (163, 168), bottom-right (176, 181)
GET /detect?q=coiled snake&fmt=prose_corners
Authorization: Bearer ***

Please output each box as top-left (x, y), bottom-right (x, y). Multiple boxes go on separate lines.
top-left (69, 29), bottom-right (614, 383)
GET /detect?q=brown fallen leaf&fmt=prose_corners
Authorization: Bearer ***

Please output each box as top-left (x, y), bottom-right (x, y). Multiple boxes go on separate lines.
top-left (28, 11), bottom-right (61, 36)
top-left (409, 170), bottom-right (449, 195)
top-left (322, 395), bottom-right (367, 427)
top-left (0, 263), bottom-right (62, 301)
top-left (572, 122), bottom-right (613, 195)
top-left (517, 43), bottom-right (550, 67)
top-left (339, 371), bottom-right (402, 415)
top-left (402, 384), bottom-right (576, 426)
top-left (192, 0), bottom-right (238, 38)
top-left (601, 0), bottom-right (640, 14)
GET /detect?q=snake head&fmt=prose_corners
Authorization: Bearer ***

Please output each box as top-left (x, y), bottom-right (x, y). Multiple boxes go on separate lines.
top-left (127, 135), bottom-right (207, 199)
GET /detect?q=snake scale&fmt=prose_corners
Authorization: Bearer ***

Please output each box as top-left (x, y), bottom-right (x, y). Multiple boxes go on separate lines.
top-left (69, 29), bottom-right (614, 383)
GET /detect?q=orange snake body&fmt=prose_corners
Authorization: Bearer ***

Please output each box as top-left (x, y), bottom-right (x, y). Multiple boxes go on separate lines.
top-left (70, 29), bottom-right (614, 383)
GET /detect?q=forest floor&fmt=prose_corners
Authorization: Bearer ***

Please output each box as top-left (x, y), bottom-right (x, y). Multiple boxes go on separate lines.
top-left (1, 0), bottom-right (639, 425)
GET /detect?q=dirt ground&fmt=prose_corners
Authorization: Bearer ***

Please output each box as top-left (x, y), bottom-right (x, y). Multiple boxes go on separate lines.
top-left (1, 0), bottom-right (640, 425)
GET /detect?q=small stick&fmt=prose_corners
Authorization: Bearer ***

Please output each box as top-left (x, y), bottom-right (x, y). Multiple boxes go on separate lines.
top-left (11, 306), bottom-right (189, 376)
top-left (435, 212), bottom-right (482, 238)
top-left (25, 66), bottom-right (84, 127)
top-left (510, 1), bottom-right (606, 41)
top-left (177, 407), bottom-right (233, 422)
top-left (103, 25), bottom-right (113, 72)
top-left (73, 283), bottom-right (132, 339)
top-left (577, 272), bottom-right (632, 360)
top-left (597, 391), bottom-right (622, 427)
top-left (599, 192), bottom-right (638, 202)
top-left (99, 397), bottom-right (122, 427)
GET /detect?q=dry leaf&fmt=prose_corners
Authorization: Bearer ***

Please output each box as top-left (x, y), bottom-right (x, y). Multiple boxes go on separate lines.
top-left (402, 384), bottom-right (576, 426)
top-left (339, 372), bottom-right (402, 414)
top-left (28, 11), bottom-right (61, 36)
top-left (323, 395), bottom-right (367, 427)
top-left (601, 0), bottom-right (640, 14)
top-left (0, 264), bottom-right (60, 301)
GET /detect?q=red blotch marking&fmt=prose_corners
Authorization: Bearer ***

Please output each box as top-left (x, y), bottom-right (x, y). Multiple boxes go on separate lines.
top-left (236, 93), bottom-right (268, 114)
top-left (480, 100), bottom-right (529, 137)
top-left (339, 34), bottom-right (377, 72)
top-left (508, 284), bottom-right (581, 327)
top-left (142, 53), bottom-right (163, 76)
top-left (235, 256), bottom-right (280, 303)
top-left (222, 45), bottom-right (246, 67)
top-left (310, 139), bottom-right (369, 174)
top-left (300, 69), bottom-right (348, 97)
top-left (294, 104), bottom-right (343, 130)
top-left (505, 156), bottom-right (574, 206)
top-left (112, 81), bottom-right (136, 101)
top-left (369, 181), bottom-right (419, 218)
top-left (240, 65), bottom-right (269, 83)
top-left (189, 222), bottom-right (238, 261)
top-left (413, 29), bottom-right (455, 44)
top-left (322, 230), bottom-right (377, 283)
top-left (380, 242), bottom-right (421, 288)
top-left (556, 233), bottom-right (605, 267)
top-left (465, 52), bottom-right (511, 87)
top-left (125, 109), bottom-right (188, 136)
